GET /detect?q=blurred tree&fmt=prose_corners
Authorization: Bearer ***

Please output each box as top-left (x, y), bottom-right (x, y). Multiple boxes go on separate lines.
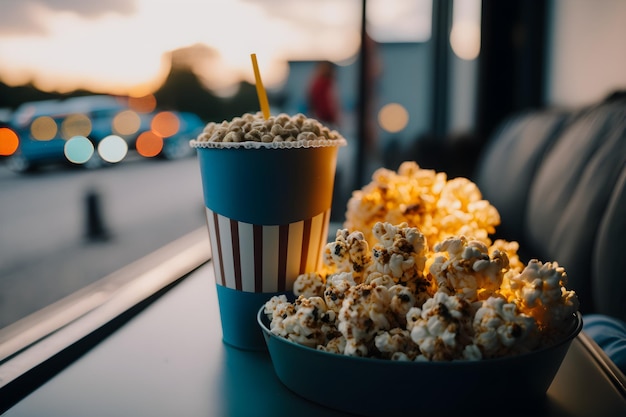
top-left (153, 64), bottom-right (260, 123)
top-left (0, 45), bottom-right (265, 124)
top-left (0, 82), bottom-right (57, 110)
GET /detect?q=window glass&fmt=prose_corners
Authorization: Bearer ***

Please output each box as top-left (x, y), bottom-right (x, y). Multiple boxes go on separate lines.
top-left (0, 0), bottom-right (440, 331)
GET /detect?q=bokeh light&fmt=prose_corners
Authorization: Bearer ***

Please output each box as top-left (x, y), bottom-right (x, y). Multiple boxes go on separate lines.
top-left (135, 131), bottom-right (163, 158)
top-left (151, 111), bottom-right (180, 138)
top-left (0, 127), bottom-right (20, 156)
top-left (378, 103), bottom-right (409, 133)
top-left (98, 135), bottom-right (128, 163)
top-left (450, 21), bottom-right (481, 60)
top-left (128, 94), bottom-right (157, 113)
top-left (64, 136), bottom-right (94, 164)
top-left (450, 0), bottom-right (481, 60)
top-left (112, 110), bottom-right (141, 136)
top-left (30, 116), bottom-right (58, 140)
top-left (61, 114), bottom-right (92, 139)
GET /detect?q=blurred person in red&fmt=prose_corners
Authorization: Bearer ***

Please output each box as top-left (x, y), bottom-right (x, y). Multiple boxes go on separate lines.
top-left (307, 61), bottom-right (341, 128)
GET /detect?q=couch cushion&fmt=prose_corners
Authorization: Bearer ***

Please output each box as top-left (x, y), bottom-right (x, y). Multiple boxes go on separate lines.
top-left (520, 100), bottom-right (626, 319)
top-left (593, 164), bottom-right (626, 320)
top-left (474, 109), bottom-right (568, 246)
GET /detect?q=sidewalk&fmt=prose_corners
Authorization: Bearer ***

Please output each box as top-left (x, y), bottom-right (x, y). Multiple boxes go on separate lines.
top-left (0, 211), bottom-right (205, 329)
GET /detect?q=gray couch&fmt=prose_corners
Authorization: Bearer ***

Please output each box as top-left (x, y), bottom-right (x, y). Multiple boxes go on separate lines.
top-left (474, 92), bottom-right (626, 323)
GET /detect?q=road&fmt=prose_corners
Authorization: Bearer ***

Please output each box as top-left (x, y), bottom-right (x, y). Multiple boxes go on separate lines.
top-left (0, 155), bottom-right (207, 328)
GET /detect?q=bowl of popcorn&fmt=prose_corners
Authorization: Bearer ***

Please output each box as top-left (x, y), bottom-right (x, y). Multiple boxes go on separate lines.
top-left (257, 162), bottom-right (582, 416)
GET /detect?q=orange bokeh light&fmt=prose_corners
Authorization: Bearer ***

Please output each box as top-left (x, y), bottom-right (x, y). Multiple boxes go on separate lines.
top-left (135, 131), bottom-right (163, 157)
top-left (112, 110), bottom-right (141, 136)
top-left (128, 94), bottom-right (157, 113)
top-left (61, 113), bottom-right (92, 139)
top-left (151, 111), bottom-right (179, 138)
top-left (31, 116), bottom-right (58, 140)
top-left (378, 102), bottom-right (409, 133)
top-left (0, 127), bottom-right (20, 156)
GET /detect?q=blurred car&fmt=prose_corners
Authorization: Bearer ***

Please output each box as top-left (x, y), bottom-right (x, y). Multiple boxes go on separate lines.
top-left (3, 96), bottom-right (204, 173)
top-left (4, 96), bottom-right (129, 173)
top-left (158, 111), bottom-right (204, 160)
top-left (5, 99), bottom-right (70, 172)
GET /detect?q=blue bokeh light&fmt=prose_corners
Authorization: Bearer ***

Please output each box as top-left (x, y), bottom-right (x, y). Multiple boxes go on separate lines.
top-left (64, 136), bottom-right (94, 164)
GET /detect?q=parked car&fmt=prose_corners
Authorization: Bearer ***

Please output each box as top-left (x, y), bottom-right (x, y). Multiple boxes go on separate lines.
top-left (5, 96), bottom-right (129, 173)
top-left (159, 111), bottom-right (204, 160)
top-left (5, 100), bottom-right (70, 173)
top-left (3, 96), bottom-right (205, 173)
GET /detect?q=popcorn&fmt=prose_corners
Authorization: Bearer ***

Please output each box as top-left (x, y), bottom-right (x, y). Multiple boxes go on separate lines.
top-left (318, 335), bottom-right (346, 354)
top-left (264, 222), bottom-right (579, 360)
top-left (490, 239), bottom-right (524, 274)
top-left (363, 271), bottom-right (395, 288)
top-left (371, 222), bottom-right (427, 282)
top-left (345, 161), bottom-right (500, 250)
top-left (375, 328), bottom-right (419, 360)
top-left (473, 297), bottom-right (539, 358)
top-left (388, 284), bottom-right (418, 327)
top-left (407, 291), bottom-right (474, 361)
top-left (338, 283), bottom-right (393, 356)
top-left (196, 112), bottom-right (344, 144)
top-left (264, 294), bottom-right (296, 339)
top-left (370, 222), bottom-right (436, 302)
top-left (293, 272), bottom-right (325, 298)
top-left (266, 294), bottom-right (337, 348)
top-left (502, 260), bottom-right (580, 331)
top-left (264, 166), bottom-right (580, 361)
top-left (323, 272), bottom-right (357, 313)
top-left (429, 236), bottom-right (508, 302)
top-left (323, 229), bottom-right (372, 280)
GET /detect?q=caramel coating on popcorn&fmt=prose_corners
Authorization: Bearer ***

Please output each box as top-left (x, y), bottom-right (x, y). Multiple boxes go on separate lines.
top-left (265, 217), bottom-right (579, 361)
top-left (323, 229), bottom-right (372, 281)
top-left (265, 295), bottom-right (337, 348)
top-left (375, 328), bottom-right (420, 360)
top-left (371, 222), bottom-right (427, 282)
top-left (490, 239), bottom-right (524, 273)
top-left (370, 222), bottom-right (435, 301)
top-left (293, 272), bottom-right (325, 298)
top-left (338, 283), bottom-right (393, 356)
top-left (429, 236), bottom-right (508, 302)
top-left (363, 271), bottom-right (395, 288)
top-left (407, 291), bottom-right (474, 361)
top-left (264, 294), bottom-right (296, 339)
top-left (473, 297), bottom-right (539, 358)
top-left (345, 161), bottom-right (500, 250)
top-left (503, 260), bottom-right (579, 332)
top-left (388, 284), bottom-right (418, 327)
top-left (195, 112), bottom-right (345, 144)
top-left (323, 272), bottom-right (357, 314)
top-left (318, 335), bottom-right (347, 354)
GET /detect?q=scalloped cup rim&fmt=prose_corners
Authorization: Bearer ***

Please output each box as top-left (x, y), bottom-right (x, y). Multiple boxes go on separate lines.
top-left (189, 138), bottom-right (347, 149)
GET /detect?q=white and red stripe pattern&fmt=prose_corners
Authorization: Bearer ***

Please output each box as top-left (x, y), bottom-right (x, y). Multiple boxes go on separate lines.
top-left (205, 208), bottom-right (330, 293)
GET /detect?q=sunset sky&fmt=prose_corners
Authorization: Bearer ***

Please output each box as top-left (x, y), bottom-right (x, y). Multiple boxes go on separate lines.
top-left (0, 0), bottom-right (432, 97)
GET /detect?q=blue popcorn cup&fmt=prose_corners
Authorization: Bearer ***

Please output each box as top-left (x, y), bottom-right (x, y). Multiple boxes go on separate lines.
top-left (191, 140), bottom-right (345, 350)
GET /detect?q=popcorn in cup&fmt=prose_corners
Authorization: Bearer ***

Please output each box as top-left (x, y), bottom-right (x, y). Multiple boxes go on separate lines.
top-left (190, 112), bottom-right (347, 350)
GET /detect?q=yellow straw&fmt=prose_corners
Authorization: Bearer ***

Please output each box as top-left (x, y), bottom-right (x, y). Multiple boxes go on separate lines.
top-left (250, 53), bottom-right (270, 120)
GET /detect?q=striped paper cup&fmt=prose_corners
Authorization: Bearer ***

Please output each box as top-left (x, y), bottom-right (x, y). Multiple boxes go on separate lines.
top-left (194, 141), bottom-right (343, 350)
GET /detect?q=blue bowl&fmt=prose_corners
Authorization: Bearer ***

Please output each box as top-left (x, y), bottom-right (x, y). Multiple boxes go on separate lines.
top-left (258, 307), bottom-right (582, 416)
